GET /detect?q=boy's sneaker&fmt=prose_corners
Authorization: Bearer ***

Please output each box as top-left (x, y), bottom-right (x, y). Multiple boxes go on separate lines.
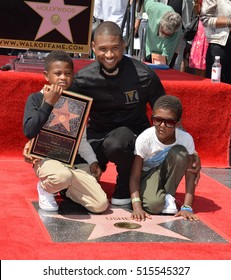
top-left (162, 194), bottom-right (178, 214)
top-left (37, 181), bottom-right (58, 211)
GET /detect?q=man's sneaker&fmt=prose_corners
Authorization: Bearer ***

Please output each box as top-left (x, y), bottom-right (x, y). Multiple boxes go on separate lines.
top-left (111, 197), bottom-right (131, 206)
top-left (111, 179), bottom-right (131, 206)
top-left (162, 194), bottom-right (178, 214)
top-left (37, 181), bottom-right (58, 211)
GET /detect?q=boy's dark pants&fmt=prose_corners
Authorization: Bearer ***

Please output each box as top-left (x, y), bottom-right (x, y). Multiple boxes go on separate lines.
top-left (140, 145), bottom-right (189, 214)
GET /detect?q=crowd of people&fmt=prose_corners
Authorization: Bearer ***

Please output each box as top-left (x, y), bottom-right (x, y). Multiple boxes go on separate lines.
top-left (134, 0), bottom-right (230, 82)
top-left (2, 0), bottom-right (230, 222)
top-left (88, 0), bottom-right (231, 83)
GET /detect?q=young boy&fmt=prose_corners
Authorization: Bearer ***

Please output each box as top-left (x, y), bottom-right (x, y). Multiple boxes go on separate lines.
top-left (23, 50), bottom-right (109, 213)
top-left (130, 95), bottom-right (199, 221)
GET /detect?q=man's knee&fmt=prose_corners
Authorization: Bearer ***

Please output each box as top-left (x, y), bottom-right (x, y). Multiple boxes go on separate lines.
top-left (103, 127), bottom-right (136, 158)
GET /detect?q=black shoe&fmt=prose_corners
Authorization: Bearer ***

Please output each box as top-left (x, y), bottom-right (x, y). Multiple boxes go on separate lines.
top-left (111, 180), bottom-right (131, 205)
top-left (111, 197), bottom-right (131, 205)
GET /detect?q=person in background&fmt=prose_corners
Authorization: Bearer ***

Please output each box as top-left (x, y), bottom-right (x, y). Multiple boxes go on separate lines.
top-left (23, 50), bottom-right (109, 213)
top-left (70, 21), bottom-right (201, 206)
top-left (200, 0), bottom-right (231, 84)
top-left (130, 95), bottom-right (199, 222)
top-left (189, 0), bottom-right (208, 77)
top-left (152, 0), bottom-right (194, 71)
top-left (93, 0), bottom-right (129, 35)
top-left (144, 0), bottom-right (182, 66)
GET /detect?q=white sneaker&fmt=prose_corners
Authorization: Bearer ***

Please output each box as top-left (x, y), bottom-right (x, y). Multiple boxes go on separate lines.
top-left (162, 194), bottom-right (178, 214)
top-left (37, 181), bottom-right (58, 211)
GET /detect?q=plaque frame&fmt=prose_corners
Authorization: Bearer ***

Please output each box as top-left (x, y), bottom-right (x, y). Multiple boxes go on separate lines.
top-left (28, 90), bottom-right (92, 167)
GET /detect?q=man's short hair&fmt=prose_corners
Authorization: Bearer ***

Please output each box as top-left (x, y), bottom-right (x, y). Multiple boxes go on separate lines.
top-left (93, 21), bottom-right (123, 42)
top-left (160, 11), bottom-right (182, 35)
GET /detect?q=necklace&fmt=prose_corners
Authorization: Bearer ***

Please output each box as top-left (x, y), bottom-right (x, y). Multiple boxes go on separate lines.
top-left (101, 67), bottom-right (119, 76)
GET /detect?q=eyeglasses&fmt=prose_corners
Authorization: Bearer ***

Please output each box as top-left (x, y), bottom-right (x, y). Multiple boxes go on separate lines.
top-left (151, 116), bottom-right (178, 128)
top-left (159, 27), bottom-right (173, 38)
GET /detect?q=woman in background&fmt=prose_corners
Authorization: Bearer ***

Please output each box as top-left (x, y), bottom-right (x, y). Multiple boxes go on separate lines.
top-left (189, 0), bottom-right (208, 77)
top-left (200, 0), bottom-right (231, 84)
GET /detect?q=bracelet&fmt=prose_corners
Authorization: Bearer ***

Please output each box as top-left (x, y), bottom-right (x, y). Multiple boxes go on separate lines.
top-left (181, 205), bottom-right (193, 212)
top-left (132, 197), bottom-right (141, 204)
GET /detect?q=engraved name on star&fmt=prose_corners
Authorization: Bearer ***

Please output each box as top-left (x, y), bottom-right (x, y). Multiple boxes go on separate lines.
top-left (24, 0), bottom-right (88, 42)
top-left (49, 99), bottom-right (79, 132)
top-left (46, 208), bottom-right (190, 241)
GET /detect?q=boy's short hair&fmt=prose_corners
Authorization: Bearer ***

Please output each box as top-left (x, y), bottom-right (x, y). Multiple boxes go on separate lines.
top-left (44, 50), bottom-right (74, 71)
top-left (153, 95), bottom-right (182, 121)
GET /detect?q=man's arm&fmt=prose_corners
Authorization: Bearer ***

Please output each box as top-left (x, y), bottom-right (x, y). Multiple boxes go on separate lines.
top-left (187, 152), bottom-right (201, 185)
top-left (147, 69), bottom-right (166, 108)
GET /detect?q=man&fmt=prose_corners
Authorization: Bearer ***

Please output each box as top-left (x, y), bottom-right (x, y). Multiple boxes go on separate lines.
top-left (150, 0), bottom-right (194, 70)
top-left (70, 21), bottom-right (200, 205)
top-left (144, 0), bottom-right (182, 66)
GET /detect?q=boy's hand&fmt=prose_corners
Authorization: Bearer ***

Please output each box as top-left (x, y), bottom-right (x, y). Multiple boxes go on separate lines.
top-left (90, 162), bottom-right (102, 181)
top-left (174, 210), bottom-right (199, 221)
top-left (23, 140), bottom-right (40, 165)
top-left (43, 83), bottom-right (63, 106)
top-left (131, 208), bottom-right (152, 222)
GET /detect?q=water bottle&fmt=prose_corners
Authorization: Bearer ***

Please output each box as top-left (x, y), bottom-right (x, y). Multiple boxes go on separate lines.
top-left (211, 56), bottom-right (221, 83)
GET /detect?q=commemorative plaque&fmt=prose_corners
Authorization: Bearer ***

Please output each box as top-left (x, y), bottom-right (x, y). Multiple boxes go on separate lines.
top-left (28, 90), bottom-right (92, 167)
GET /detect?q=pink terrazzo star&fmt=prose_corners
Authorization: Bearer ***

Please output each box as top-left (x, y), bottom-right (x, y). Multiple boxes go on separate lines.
top-left (47, 207), bottom-right (190, 241)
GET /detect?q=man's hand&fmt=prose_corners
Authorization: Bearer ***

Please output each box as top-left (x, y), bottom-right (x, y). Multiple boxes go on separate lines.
top-left (23, 140), bottom-right (39, 165)
top-left (187, 153), bottom-right (201, 185)
top-left (90, 162), bottom-right (102, 181)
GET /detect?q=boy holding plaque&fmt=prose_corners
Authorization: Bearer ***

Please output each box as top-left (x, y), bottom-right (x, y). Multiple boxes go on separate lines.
top-left (23, 50), bottom-right (109, 213)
